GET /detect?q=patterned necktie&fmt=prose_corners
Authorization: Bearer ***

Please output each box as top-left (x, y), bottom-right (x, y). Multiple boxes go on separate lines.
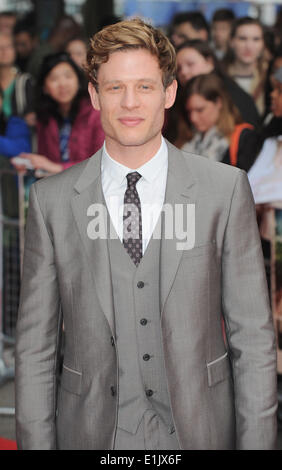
top-left (123, 171), bottom-right (142, 266)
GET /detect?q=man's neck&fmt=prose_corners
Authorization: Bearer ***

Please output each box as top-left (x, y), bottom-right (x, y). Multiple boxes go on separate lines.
top-left (232, 59), bottom-right (257, 77)
top-left (105, 134), bottom-right (163, 169)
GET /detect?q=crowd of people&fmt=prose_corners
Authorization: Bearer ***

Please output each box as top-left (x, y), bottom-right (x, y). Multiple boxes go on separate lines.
top-left (164, 9), bottom-right (282, 264)
top-left (164, 10), bottom-right (282, 179)
top-left (0, 7), bottom-right (281, 226)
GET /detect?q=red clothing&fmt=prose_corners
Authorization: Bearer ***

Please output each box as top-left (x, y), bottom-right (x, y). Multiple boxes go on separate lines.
top-left (37, 98), bottom-right (104, 169)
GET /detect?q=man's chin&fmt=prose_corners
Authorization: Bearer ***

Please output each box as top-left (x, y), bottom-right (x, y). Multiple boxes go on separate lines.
top-left (112, 135), bottom-right (159, 148)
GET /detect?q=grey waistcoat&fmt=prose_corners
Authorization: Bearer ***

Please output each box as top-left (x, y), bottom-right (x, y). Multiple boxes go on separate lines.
top-left (107, 230), bottom-right (175, 435)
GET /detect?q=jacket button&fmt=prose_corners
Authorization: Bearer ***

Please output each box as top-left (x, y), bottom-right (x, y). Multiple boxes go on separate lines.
top-left (110, 386), bottom-right (116, 396)
top-left (140, 318), bottom-right (147, 325)
top-left (137, 281), bottom-right (144, 288)
top-left (145, 389), bottom-right (154, 397)
top-left (143, 354), bottom-right (150, 361)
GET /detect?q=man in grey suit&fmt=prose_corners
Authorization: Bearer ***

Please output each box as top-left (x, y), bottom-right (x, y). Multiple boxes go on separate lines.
top-left (15, 18), bottom-right (277, 450)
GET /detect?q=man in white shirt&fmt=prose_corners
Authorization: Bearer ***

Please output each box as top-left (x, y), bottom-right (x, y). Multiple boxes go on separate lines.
top-left (15, 18), bottom-right (277, 450)
top-left (101, 136), bottom-right (167, 254)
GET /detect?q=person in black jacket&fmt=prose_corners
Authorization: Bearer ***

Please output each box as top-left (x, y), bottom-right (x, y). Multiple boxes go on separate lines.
top-left (181, 72), bottom-right (258, 172)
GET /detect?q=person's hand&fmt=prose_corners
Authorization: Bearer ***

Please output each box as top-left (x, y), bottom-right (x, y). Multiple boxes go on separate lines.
top-left (18, 153), bottom-right (63, 174)
top-left (10, 157), bottom-right (28, 174)
top-left (24, 112), bottom-right (37, 127)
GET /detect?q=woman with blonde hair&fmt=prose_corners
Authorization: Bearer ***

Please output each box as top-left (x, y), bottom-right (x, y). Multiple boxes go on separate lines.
top-left (181, 72), bottom-right (257, 171)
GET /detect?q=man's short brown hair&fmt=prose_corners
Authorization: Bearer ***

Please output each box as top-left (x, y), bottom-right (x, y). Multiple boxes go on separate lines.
top-left (85, 18), bottom-right (176, 91)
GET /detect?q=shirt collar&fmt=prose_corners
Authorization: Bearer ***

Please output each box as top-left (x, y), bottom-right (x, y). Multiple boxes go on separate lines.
top-left (101, 136), bottom-right (168, 186)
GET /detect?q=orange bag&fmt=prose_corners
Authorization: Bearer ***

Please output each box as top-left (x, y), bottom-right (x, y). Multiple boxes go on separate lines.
top-left (229, 123), bottom-right (254, 166)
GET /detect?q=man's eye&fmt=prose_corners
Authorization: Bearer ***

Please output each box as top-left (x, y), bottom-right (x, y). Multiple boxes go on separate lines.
top-left (107, 85), bottom-right (121, 91)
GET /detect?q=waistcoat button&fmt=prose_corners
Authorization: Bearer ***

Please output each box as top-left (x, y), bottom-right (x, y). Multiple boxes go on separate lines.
top-left (143, 354), bottom-right (150, 361)
top-left (140, 318), bottom-right (147, 325)
top-left (137, 281), bottom-right (145, 288)
top-left (145, 389), bottom-right (154, 397)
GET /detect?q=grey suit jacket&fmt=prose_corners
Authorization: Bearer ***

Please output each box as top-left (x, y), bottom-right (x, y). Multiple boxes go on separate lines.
top-left (15, 141), bottom-right (277, 449)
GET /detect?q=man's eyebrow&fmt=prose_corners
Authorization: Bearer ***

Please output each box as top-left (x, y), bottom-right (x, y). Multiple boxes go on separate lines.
top-left (101, 78), bottom-right (158, 85)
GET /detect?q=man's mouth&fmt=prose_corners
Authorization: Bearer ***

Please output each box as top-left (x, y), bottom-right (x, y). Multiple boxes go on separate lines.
top-left (118, 117), bottom-right (144, 126)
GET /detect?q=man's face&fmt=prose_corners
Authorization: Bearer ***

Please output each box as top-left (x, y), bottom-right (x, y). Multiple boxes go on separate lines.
top-left (88, 48), bottom-right (177, 153)
top-left (211, 21), bottom-right (232, 50)
top-left (14, 32), bottom-right (36, 59)
top-left (231, 24), bottom-right (264, 66)
top-left (173, 22), bottom-right (208, 41)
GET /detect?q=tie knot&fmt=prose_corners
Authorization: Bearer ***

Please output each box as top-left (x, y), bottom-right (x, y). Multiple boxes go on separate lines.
top-left (126, 171), bottom-right (142, 188)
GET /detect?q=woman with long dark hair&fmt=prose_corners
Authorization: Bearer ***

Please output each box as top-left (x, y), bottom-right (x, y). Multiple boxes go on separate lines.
top-left (12, 52), bottom-right (104, 174)
top-left (224, 17), bottom-right (267, 116)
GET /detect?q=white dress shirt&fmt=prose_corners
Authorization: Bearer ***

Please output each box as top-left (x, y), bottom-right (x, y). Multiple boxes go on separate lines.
top-left (101, 137), bottom-right (168, 254)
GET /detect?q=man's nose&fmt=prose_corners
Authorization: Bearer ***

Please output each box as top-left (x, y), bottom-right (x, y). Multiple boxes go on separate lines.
top-left (120, 87), bottom-right (140, 109)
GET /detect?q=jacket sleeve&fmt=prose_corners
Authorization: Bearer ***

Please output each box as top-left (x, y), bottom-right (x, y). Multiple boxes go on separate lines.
top-left (222, 170), bottom-right (277, 449)
top-left (15, 182), bottom-right (61, 449)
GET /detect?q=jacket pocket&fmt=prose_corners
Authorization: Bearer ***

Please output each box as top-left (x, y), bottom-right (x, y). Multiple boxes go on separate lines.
top-left (181, 240), bottom-right (216, 259)
top-left (206, 352), bottom-right (230, 387)
top-left (60, 363), bottom-right (82, 396)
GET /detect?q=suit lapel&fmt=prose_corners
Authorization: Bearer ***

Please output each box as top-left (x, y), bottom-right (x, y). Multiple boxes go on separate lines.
top-left (70, 142), bottom-right (198, 329)
top-left (160, 141), bottom-right (197, 316)
top-left (71, 150), bottom-right (116, 335)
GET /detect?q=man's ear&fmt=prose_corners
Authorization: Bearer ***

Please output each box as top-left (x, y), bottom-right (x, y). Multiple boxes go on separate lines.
top-left (165, 79), bottom-right (178, 110)
top-left (88, 82), bottom-right (100, 111)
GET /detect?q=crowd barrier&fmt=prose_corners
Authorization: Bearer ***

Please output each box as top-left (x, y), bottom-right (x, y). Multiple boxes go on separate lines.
top-left (0, 159), bottom-right (37, 416)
